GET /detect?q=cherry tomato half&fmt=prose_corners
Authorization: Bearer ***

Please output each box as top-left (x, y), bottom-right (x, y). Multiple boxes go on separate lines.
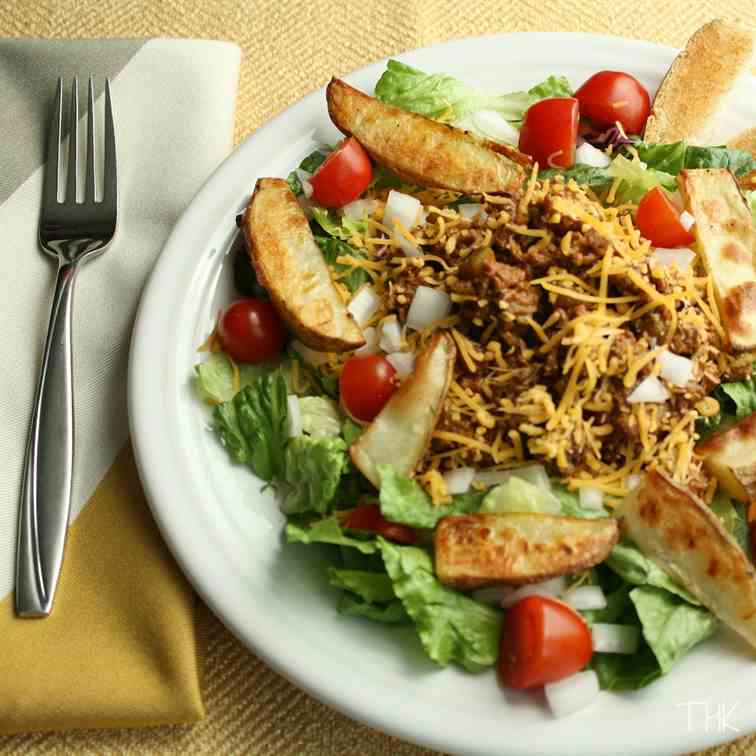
top-left (339, 354), bottom-right (397, 422)
top-left (345, 503), bottom-right (418, 544)
top-left (636, 187), bottom-right (695, 248)
top-left (218, 298), bottom-right (287, 363)
top-left (575, 70), bottom-right (650, 135)
top-left (518, 98), bottom-right (579, 169)
top-left (499, 596), bottom-right (593, 690)
top-left (309, 137), bottom-right (373, 208)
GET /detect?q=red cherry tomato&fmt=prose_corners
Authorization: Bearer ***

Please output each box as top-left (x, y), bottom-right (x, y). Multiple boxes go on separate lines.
top-left (339, 354), bottom-right (397, 422)
top-left (575, 70), bottom-right (650, 135)
top-left (217, 298), bottom-right (287, 363)
top-left (498, 596), bottom-right (593, 690)
top-left (636, 187), bottom-right (696, 248)
top-left (518, 98), bottom-right (579, 169)
top-left (309, 137), bottom-right (373, 208)
top-left (345, 503), bottom-right (418, 544)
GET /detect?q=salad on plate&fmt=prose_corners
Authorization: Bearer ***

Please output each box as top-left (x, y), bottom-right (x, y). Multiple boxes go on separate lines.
top-left (194, 19), bottom-right (756, 718)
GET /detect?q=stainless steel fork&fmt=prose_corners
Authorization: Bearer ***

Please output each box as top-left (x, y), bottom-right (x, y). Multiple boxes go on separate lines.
top-left (15, 77), bottom-right (118, 617)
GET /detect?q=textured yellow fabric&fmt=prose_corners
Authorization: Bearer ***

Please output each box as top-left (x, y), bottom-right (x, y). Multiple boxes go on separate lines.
top-left (0, 445), bottom-right (204, 736)
top-left (2, 0), bottom-right (756, 753)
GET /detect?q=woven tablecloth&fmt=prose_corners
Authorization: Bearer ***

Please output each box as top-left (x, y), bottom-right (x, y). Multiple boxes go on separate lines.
top-left (2, 1), bottom-right (756, 753)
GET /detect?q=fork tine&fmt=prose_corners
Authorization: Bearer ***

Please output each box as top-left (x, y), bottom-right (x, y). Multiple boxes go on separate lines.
top-left (65, 77), bottom-right (79, 203)
top-left (85, 77), bottom-right (96, 203)
top-left (102, 79), bottom-right (117, 209)
top-left (43, 78), bottom-right (63, 207)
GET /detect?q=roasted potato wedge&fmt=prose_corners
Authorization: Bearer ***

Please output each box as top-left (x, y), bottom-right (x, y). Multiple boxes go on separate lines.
top-left (326, 78), bottom-right (525, 194)
top-left (697, 413), bottom-right (756, 502)
top-left (434, 512), bottom-right (619, 590)
top-left (243, 178), bottom-right (365, 352)
top-left (617, 470), bottom-right (756, 650)
top-left (679, 169), bottom-right (756, 351)
top-left (350, 332), bottom-right (454, 486)
top-left (644, 20), bottom-right (756, 144)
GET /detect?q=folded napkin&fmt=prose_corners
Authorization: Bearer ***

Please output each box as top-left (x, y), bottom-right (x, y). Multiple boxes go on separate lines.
top-left (0, 38), bottom-right (240, 734)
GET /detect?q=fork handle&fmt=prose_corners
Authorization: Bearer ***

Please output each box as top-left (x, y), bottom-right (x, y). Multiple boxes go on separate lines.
top-left (16, 259), bottom-right (79, 617)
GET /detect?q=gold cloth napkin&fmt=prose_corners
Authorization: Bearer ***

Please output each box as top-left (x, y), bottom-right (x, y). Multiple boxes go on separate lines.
top-left (2, 1), bottom-right (756, 754)
top-left (0, 37), bottom-right (239, 735)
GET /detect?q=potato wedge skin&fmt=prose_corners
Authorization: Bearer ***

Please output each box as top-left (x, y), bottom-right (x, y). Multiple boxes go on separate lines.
top-left (326, 78), bottom-right (525, 195)
top-left (243, 178), bottom-right (365, 352)
top-left (679, 168), bottom-right (756, 351)
top-left (617, 470), bottom-right (756, 650)
top-left (350, 332), bottom-right (455, 487)
top-left (644, 20), bottom-right (755, 144)
top-left (697, 413), bottom-right (756, 501)
top-left (434, 512), bottom-right (619, 589)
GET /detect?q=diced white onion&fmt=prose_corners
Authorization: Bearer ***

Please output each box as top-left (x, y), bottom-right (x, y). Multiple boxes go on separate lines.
top-left (545, 671), bottom-right (601, 718)
top-left (378, 316), bottom-right (403, 353)
top-left (592, 623), bottom-right (640, 654)
top-left (658, 350), bottom-right (694, 387)
top-left (383, 190), bottom-right (423, 231)
top-left (650, 247), bottom-right (695, 270)
top-left (295, 169), bottom-right (314, 199)
top-left (458, 203), bottom-right (488, 222)
top-left (291, 339), bottom-right (330, 366)
top-left (342, 198), bottom-right (377, 220)
top-left (287, 395), bottom-right (302, 438)
top-left (355, 326), bottom-right (379, 355)
top-left (472, 585), bottom-right (516, 604)
top-left (627, 375), bottom-right (670, 404)
top-left (347, 285), bottom-right (381, 327)
top-left (301, 180), bottom-right (313, 199)
top-left (564, 585), bottom-right (607, 611)
top-left (406, 286), bottom-right (452, 330)
top-left (443, 466), bottom-right (476, 495)
top-left (575, 142), bottom-right (611, 168)
top-left (626, 473), bottom-right (642, 491)
top-left (473, 463), bottom-right (551, 491)
top-left (386, 351), bottom-right (415, 378)
top-left (500, 577), bottom-right (567, 608)
top-left (579, 486), bottom-right (604, 510)
top-left (679, 210), bottom-right (695, 231)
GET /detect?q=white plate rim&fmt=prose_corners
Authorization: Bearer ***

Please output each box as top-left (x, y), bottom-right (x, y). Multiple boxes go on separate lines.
top-left (128, 31), bottom-right (756, 756)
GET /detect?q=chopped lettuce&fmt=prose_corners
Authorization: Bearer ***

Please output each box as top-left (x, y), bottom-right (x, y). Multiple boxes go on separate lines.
top-left (590, 646), bottom-right (663, 691)
top-left (327, 567), bottom-right (397, 604)
top-left (699, 366), bottom-right (756, 437)
top-left (480, 477), bottom-right (561, 515)
top-left (338, 595), bottom-right (409, 623)
top-left (374, 59), bottom-right (569, 125)
top-left (538, 164), bottom-right (613, 188)
top-left (313, 236), bottom-right (370, 293)
top-left (630, 586), bottom-right (717, 674)
top-left (607, 154), bottom-right (677, 204)
top-left (311, 206), bottom-right (366, 241)
top-left (378, 539), bottom-right (502, 671)
top-left (551, 483), bottom-right (609, 518)
top-left (194, 352), bottom-right (282, 405)
top-left (606, 541), bottom-right (700, 604)
top-left (341, 418), bottom-right (363, 446)
top-left (299, 396), bottom-right (342, 437)
top-left (634, 140), bottom-right (756, 177)
top-left (285, 515), bottom-right (378, 554)
top-left (377, 465), bottom-right (483, 529)
top-left (286, 148), bottom-right (328, 195)
top-left (281, 436), bottom-right (348, 514)
top-left (213, 373), bottom-right (289, 481)
top-left (710, 493), bottom-right (750, 553)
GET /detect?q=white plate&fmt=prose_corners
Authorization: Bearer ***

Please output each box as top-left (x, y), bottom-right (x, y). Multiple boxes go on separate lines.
top-left (129, 33), bottom-right (756, 756)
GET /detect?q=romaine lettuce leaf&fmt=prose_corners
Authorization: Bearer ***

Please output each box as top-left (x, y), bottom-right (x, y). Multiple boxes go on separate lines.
top-left (281, 436), bottom-right (348, 514)
top-left (481, 477), bottom-right (561, 514)
top-left (607, 154), bottom-right (677, 204)
top-left (606, 541), bottom-right (700, 604)
top-left (538, 164), bottom-right (613, 188)
top-left (377, 465), bottom-right (484, 529)
top-left (311, 206), bottom-right (366, 241)
top-left (551, 483), bottom-right (609, 518)
top-left (634, 140), bottom-right (756, 177)
top-left (589, 646), bottom-right (663, 691)
top-left (285, 515), bottom-right (377, 554)
top-left (374, 59), bottom-right (569, 125)
top-left (313, 235), bottom-right (370, 293)
top-left (719, 371), bottom-right (756, 420)
top-left (378, 539), bottom-right (502, 671)
top-left (710, 493), bottom-right (750, 553)
top-left (629, 586), bottom-right (718, 674)
top-left (338, 595), bottom-right (409, 623)
top-left (327, 567), bottom-right (396, 603)
top-left (213, 373), bottom-right (288, 481)
top-left (286, 148), bottom-right (329, 195)
top-left (194, 352), bottom-right (281, 405)
top-left (299, 396), bottom-right (342, 437)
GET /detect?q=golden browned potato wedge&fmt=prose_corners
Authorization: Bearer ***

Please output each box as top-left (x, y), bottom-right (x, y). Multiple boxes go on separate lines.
top-left (434, 512), bottom-right (619, 590)
top-left (617, 470), bottom-right (756, 650)
top-left (697, 413), bottom-right (756, 502)
top-left (350, 332), bottom-right (455, 486)
top-left (729, 126), bottom-right (756, 161)
top-left (326, 78), bottom-right (525, 194)
top-left (243, 178), bottom-right (365, 352)
top-left (679, 168), bottom-right (756, 351)
top-left (644, 20), bottom-right (756, 144)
